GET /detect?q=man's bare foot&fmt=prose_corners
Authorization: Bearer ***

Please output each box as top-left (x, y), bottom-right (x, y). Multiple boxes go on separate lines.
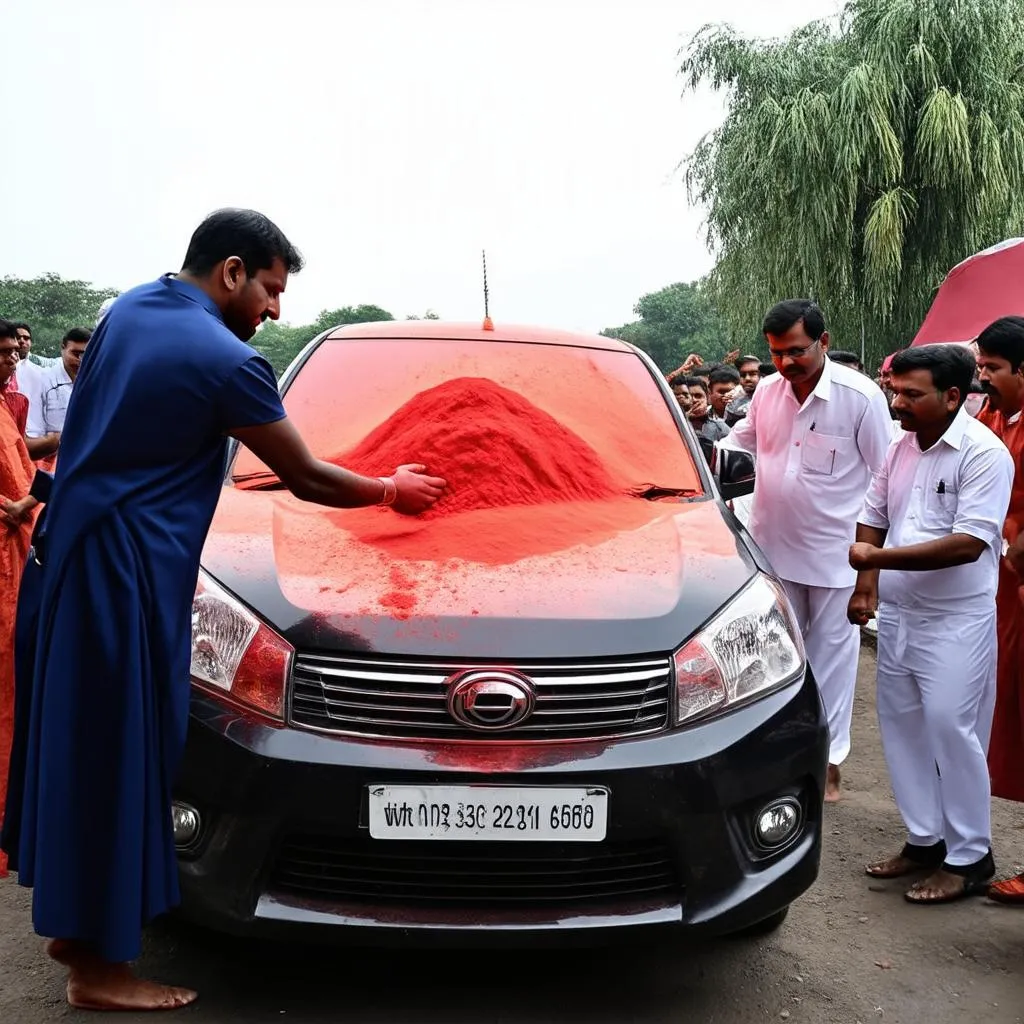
top-left (46, 940), bottom-right (196, 1011)
top-left (824, 763), bottom-right (841, 803)
top-left (67, 965), bottom-right (197, 1012)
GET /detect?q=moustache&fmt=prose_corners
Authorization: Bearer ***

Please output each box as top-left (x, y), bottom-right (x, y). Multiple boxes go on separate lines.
top-left (980, 382), bottom-right (996, 395)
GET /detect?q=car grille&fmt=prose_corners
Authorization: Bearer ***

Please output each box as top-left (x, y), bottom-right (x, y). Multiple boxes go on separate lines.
top-left (270, 835), bottom-right (679, 907)
top-left (289, 654), bottom-right (672, 741)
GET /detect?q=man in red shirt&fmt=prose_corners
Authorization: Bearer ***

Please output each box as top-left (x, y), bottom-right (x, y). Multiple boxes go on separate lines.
top-left (974, 316), bottom-right (1024, 903)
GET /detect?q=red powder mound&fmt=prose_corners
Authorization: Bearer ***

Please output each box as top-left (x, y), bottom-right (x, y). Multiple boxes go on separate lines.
top-left (337, 377), bottom-right (623, 518)
top-left (337, 498), bottom-right (662, 565)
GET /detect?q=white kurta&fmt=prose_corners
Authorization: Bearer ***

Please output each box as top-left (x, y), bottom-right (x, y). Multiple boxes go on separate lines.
top-left (25, 360), bottom-right (73, 437)
top-left (859, 408), bottom-right (1013, 865)
top-left (720, 358), bottom-right (893, 764)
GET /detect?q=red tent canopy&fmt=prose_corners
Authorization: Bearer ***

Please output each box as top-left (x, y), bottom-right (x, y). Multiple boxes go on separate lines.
top-left (911, 238), bottom-right (1024, 347)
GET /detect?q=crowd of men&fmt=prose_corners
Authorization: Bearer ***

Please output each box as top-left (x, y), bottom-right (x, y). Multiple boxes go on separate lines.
top-left (668, 304), bottom-right (1024, 905)
top-left (2, 320), bottom-right (94, 465)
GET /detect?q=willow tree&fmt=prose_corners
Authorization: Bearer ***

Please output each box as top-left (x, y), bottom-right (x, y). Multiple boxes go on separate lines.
top-left (681, 0), bottom-right (1024, 365)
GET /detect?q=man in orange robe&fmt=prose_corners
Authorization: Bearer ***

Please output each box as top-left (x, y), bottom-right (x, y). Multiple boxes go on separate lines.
top-left (975, 316), bottom-right (1024, 902)
top-left (0, 320), bottom-right (38, 877)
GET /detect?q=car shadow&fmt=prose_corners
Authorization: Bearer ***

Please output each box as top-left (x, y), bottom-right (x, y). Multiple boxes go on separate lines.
top-left (140, 915), bottom-right (769, 1023)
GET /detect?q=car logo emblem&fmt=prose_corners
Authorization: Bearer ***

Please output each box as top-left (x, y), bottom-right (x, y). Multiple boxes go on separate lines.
top-left (446, 670), bottom-right (536, 731)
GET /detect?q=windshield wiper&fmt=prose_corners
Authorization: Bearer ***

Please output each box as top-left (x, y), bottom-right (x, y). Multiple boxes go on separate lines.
top-left (631, 485), bottom-right (703, 502)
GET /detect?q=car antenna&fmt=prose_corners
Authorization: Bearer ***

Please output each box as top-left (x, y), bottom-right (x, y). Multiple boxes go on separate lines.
top-left (482, 249), bottom-right (494, 331)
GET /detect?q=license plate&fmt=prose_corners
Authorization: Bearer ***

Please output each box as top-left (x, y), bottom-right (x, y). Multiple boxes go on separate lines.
top-left (367, 785), bottom-right (608, 841)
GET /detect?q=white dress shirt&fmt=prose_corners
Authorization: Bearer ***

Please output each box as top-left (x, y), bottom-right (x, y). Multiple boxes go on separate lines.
top-left (26, 360), bottom-right (73, 437)
top-left (859, 407), bottom-right (1013, 615)
top-left (721, 357), bottom-right (894, 588)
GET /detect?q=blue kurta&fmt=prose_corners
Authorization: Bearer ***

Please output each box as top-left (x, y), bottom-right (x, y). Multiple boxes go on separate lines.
top-left (0, 276), bottom-right (285, 963)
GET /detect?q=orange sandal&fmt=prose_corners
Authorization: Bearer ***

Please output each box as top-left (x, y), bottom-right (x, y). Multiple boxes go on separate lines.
top-left (988, 873), bottom-right (1024, 904)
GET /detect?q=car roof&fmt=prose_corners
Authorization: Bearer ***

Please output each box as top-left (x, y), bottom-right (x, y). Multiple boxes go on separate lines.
top-left (322, 320), bottom-right (634, 353)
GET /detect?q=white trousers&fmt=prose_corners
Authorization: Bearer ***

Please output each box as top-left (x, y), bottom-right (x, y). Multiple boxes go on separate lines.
top-left (780, 579), bottom-right (859, 765)
top-left (876, 605), bottom-right (996, 866)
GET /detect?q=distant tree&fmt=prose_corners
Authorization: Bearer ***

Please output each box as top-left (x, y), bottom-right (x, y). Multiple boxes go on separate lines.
top-left (681, 0), bottom-right (1024, 366)
top-left (252, 304), bottom-right (396, 375)
top-left (406, 309), bottom-right (441, 320)
top-left (0, 273), bottom-right (118, 356)
top-left (601, 281), bottom-right (741, 372)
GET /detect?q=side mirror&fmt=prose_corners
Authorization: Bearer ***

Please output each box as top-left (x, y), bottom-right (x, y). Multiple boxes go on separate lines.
top-left (714, 447), bottom-right (755, 501)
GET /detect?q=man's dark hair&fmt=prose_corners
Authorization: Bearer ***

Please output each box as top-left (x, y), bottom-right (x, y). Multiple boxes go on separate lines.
top-left (829, 350), bottom-right (863, 370)
top-left (890, 344), bottom-right (976, 408)
top-left (181, 208), bottom-right (304, 277)
top-left (10, 321), bottom-right (31, 337)
top-left (976, 316), bottom-right (1024, 373)
top-left (708, 364), bottom-right (741, 386)
top-left (759, 362), bottom-right (777, 377)
top-left (692, 363), bottom-right (714, 378)
top-left (736, 355), bottom-right (760, 370)
top-left (681, 375), bottom-right (709, 394)
top-left (763, 299), bottom-right (826, 341)
top-left (62, 327), bottom-right (92, 346)
top-left (0, 319), bottom-right (16, 341)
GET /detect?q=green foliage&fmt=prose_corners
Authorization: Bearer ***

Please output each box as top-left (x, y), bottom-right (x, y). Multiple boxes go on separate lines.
top-left (0, 273), bottom-right (118, 356)
top-left (253, 304), bottom-right (396, 375)
top-left (681, 0), bottom-right (1024, 368)
top-left (601, 281), bottom-right (743, 371)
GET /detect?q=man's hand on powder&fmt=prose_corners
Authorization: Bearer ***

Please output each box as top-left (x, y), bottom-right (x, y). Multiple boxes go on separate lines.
top-left (391, 464), bottom-right (448, 516)
top-left (849, 542), bottom-right (880, 571)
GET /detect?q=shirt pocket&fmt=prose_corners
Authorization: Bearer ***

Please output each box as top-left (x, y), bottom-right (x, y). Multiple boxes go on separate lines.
top-left (923, 486), bottom-right (958, 529)
top-left (801, 430), bottom-right (852, 477)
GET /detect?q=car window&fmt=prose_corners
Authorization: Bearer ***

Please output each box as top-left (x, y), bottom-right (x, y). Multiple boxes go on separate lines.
top-left (232, 338), bottom-right (702, 494)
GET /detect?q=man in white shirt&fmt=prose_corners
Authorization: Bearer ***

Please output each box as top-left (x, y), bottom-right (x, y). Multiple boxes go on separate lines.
top-left (849, 344), bottom-right (1012, 903)
top-left (26, 327), bottom-right (91, 446)
top-left (720, 300), bottom-right (893, 801)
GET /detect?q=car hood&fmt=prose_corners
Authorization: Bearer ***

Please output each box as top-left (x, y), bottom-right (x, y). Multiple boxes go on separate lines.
top-left (202, 488), bottom-right (759, 659)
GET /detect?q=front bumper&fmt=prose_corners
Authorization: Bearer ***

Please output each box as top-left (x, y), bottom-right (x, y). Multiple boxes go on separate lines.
top-left (174, 670), bottom-right (827, 945)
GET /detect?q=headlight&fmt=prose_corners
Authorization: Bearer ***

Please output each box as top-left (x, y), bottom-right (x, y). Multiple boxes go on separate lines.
top-left (191, 570), bottom-right (294, 720)
top-left (673, 574), bottom-right (805, 725)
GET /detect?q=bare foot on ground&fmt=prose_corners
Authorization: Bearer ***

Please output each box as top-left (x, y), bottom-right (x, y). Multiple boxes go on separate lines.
top-left (46, 939), bottom-right (197, 1011)
top-left (824, 763), bottom-right (841, 803)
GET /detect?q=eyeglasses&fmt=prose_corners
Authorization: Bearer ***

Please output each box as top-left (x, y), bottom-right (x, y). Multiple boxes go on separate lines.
top-left (769, 339), bottom-right (820, 360)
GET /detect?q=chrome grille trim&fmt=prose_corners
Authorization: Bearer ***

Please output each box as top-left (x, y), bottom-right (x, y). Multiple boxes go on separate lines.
top-left (289, 653), bottom-right (672, 742)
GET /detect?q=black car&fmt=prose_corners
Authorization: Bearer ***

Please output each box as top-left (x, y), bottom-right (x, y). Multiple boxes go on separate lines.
top-left (176, 320), bottom-right (827, 944)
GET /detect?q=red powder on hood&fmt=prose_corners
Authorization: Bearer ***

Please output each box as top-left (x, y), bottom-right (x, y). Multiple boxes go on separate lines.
top-left (338, 377), bottom-right (623, 518)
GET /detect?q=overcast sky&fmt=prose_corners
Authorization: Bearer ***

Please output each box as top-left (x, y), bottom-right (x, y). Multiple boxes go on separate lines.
top-left (7, 0), bottom-right (839, 333)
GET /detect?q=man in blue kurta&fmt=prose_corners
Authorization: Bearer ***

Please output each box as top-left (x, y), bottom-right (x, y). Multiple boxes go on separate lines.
top-left (0, 209), bottom-right (446, 1011)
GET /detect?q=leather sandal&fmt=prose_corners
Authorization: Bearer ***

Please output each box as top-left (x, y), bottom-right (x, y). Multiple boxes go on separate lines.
top-left (904, 850), bottom-right (996, 904)
top-left (865, 840), bottom-right (947, 879)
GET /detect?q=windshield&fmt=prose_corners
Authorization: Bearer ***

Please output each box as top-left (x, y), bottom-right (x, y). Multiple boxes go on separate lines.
top-left (232, 337), bottom-right (702, 496)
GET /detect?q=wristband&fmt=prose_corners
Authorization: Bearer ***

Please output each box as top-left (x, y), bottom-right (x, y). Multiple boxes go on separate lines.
top-left (377, 476), bottom-right (397, 506)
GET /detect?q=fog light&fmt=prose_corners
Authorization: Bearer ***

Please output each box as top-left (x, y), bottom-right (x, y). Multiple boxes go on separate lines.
top-left (754, 798), bottom-right (801, 850)
top-left (172, 802), bottom-right (200, 848)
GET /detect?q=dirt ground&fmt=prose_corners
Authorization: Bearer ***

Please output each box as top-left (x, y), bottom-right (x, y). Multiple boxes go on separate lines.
top-left (1, 639), bottom-right (1022, 1023)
